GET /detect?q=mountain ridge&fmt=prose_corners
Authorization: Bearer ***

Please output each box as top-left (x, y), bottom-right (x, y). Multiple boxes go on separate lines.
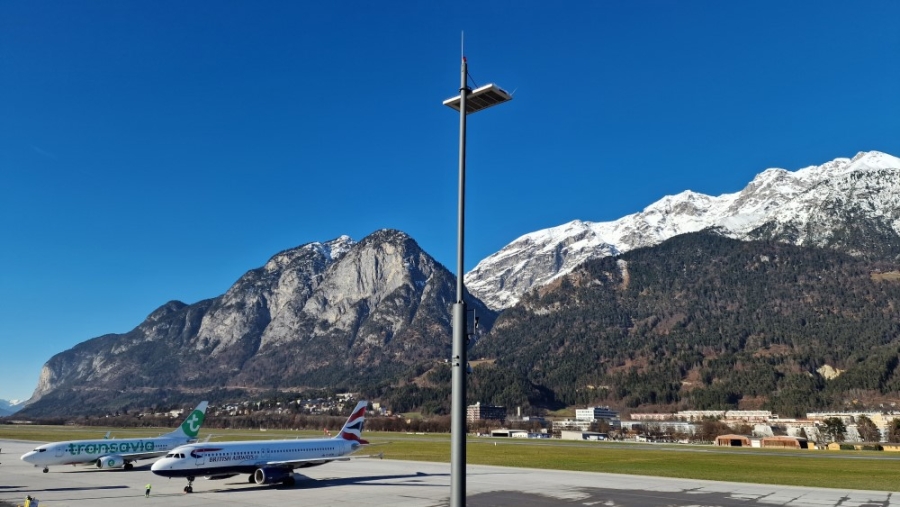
top-left (21, 229), bottom-right (496, 416)
top-left (18, 150), bottom-right (900, 417)
top-left (0, 399), bottom-right (25, 416)
top-left (465, 151), bottom-right (900, 309)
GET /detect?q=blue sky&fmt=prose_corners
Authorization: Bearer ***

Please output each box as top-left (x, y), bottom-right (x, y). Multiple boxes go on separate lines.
top-left (1, 1), bottom-right (899, 402)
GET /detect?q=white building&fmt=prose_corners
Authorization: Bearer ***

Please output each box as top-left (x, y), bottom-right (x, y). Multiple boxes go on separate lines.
top-left (553, 419), bottom-right (594, 432)
top-left (560, 430), bottom-right (609, 441)
top-left (575, 406), bottom-right (619, 421)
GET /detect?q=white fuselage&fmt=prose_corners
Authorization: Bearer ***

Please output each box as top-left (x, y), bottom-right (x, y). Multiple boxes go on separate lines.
top-left (21, 436), bottom-right (188, 468)
top-left (151, 438), bottom-right (356, 478)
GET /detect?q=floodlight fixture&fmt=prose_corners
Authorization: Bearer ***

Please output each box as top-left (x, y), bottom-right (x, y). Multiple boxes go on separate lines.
top-left (443, 83), bottom-right (513, 114)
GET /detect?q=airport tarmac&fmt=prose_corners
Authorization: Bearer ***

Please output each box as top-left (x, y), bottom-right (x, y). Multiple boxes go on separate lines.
top-left (1, 439), bottom-right (897, 506)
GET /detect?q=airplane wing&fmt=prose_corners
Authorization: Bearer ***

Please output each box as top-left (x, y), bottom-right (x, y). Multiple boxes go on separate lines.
top-left (256, 452), bottom-right (383, 469)
top-left (118, 452), bottom-right (165, 461)
top-left (59, 451), bottom-right (162, 466)
top-left (61, 457), bottom-right (107, 466)
top-left (256, 457), bottom-right (351, 469)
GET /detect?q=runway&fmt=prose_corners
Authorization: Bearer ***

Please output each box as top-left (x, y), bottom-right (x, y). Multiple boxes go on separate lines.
top-left (1, 440), bottom-right (897, 506)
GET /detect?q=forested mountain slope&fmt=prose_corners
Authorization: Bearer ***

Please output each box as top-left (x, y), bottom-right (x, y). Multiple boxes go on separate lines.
top-left (472, 232), bottom-right (900, 416)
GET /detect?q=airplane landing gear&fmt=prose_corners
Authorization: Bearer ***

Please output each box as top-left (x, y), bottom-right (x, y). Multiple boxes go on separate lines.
top-left (183, 476), bottom-right (194, 494)
top-left (42, 467), bottom-right (49, 473)
top-left (124, 463), bottom-right (133, 470)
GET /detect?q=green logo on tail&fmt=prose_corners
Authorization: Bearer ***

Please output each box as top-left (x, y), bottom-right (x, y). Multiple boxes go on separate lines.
top-left (181, 409), bottom-right (206, 438)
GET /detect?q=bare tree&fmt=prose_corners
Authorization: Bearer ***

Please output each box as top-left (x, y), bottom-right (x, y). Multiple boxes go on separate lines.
top-left (821, 417), bottom-right (846, 443)
top-left (855, 415), bottom-right (880, 442)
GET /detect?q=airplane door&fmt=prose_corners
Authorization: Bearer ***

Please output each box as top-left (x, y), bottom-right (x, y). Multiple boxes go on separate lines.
top-left (55, 445), bottom-right (65, 458)
top-left (195, 453), bottom-right (205, 466)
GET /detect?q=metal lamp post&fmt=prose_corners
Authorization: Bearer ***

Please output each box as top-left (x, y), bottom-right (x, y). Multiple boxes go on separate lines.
top-left (443, 56), bottom-right (512, 507)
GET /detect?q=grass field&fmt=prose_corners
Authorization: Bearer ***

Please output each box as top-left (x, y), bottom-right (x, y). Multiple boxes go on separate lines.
top-left (4, 425), bottom-right (900, 491)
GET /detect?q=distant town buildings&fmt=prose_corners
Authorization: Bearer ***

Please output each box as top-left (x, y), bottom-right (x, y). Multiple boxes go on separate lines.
top-left (624, 408), bottom-right (900, 444)
top-left (631, 410), bottom-right (774, 423)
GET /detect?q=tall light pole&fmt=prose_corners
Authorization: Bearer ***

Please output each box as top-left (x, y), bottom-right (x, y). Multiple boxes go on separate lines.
top-left (443, 57), bottom-right (512, 507)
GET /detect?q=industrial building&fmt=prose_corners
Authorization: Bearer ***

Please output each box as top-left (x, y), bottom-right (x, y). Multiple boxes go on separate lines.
top-left (761, 436), bottom-right (809, 449)
top-left (715, 434), bottom-right (751, 447)
top-left (560, 430), bottom-right (609, 441)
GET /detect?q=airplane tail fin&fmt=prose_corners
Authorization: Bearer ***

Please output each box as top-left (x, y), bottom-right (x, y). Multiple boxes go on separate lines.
top-left (166, 401), bottom-right (209, 440)
top-left (334, 401), bottom-right (368, 445)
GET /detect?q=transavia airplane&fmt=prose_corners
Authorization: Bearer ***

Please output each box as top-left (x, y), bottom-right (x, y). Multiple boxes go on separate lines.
top-left (151, 400), bottom-right (371, 493)
top-left (21, 401), bottom-right (208, 473)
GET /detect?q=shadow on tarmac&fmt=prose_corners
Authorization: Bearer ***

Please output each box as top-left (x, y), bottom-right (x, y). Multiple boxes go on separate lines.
top-left (209, 471), bottom-right (449, 494)
top-left (2, 486), bottom-right (129, 493)
top-left (1, 484), bottom-right (131, 502)
top-left (45, 463), bottom-right (154, 473)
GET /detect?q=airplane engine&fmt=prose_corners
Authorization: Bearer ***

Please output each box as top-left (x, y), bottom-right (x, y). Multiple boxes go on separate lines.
top-left (252, 467), bottom-right (294, 485)
top-left (96, 455), bottom-right (125, 469)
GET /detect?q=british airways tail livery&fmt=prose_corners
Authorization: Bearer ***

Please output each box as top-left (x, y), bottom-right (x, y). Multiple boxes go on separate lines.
top-left (151, 400), bottom-right (370, 493)
top-left (21, 401), bottom-right (208, 473)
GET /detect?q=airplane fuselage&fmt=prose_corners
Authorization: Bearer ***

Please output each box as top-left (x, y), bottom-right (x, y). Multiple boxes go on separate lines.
top-left (22, 436), bottom-right (186, 468)
top-left (151, 438), bottom-right (357, 478)
top-left (20, 401), bottom-right (208, 473)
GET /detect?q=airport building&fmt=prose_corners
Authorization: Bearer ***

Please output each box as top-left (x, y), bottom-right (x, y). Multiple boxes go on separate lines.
top-left (490, 429), bottom-right (529, 438)
top-left (620, 420), bottom-right (698, 436)
top-left (560, 430), bottom-right (609, 441)
top-left (552, 419), bottom-right (594, 432)
top-left (467, 402), bottom-right (506, 423)
top-left (556, 406), bottom-right (621, 432)
top-left (554, 418), bottom-right (621, 432)
top-left (575, 406), bottom-right (619, 422)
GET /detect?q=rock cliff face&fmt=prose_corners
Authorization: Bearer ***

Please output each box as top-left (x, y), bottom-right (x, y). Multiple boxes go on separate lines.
top-left (25, 230), bottom-right (495, 415)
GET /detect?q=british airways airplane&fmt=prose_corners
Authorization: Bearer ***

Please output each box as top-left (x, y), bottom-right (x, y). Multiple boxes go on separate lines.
top-left (21, 401), bottom-right (208, 473)
top-left (151, 400), bottom-right (369, 492)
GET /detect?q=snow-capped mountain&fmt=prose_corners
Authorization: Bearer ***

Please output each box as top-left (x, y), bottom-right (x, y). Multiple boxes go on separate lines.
top-left (0, 399), bottom-right (25, 416)
top-left (465, 151), bottom-right (900, 310)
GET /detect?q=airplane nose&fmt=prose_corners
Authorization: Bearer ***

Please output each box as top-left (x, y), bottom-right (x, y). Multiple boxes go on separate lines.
top-left (21, 451), bottom-right (35, 462)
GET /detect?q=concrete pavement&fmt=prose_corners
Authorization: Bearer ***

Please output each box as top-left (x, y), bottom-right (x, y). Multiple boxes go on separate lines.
top-left (1, 440), bottom-right (897, 506)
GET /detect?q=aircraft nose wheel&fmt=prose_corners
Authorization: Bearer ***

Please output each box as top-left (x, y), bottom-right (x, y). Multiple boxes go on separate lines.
top-left (43, 467), bottom-right (49, 473)
top-left (184, 477), bottom-right (194, 493)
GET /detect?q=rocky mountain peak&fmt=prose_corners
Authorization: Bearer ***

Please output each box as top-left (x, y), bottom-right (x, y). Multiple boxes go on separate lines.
top-left (23, 229), bottom-right (497, 415)
top-left (466, 151), bottom-right (900, 310)
top-left (146, 300), bottom-right (188, 322)
top-left (465, 220), bottom-right (620, 310)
